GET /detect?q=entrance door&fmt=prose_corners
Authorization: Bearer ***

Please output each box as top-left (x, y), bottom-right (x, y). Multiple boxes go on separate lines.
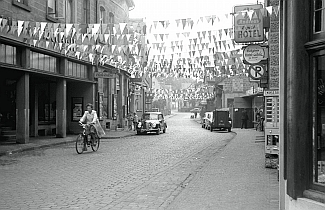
top-left (0, 79), bottom-right (16, 128)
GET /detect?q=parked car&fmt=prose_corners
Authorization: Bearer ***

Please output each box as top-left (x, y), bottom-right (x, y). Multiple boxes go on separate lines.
top-left (136, 112), bottom-right (167, 135)
top-left (209, 109), bottom-right (232, 132)
top-left (202, 111), bottom-right (213, 129)
top-left (190, 107), bottom-right (201, 113)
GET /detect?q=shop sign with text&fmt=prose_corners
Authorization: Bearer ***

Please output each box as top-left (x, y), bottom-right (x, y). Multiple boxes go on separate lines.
top-left (234, 4), bottom-right (264, 43)
top-left (94, 72), bottom-right (116, 78)
top-left (243, 45), bottom-right (268, 64)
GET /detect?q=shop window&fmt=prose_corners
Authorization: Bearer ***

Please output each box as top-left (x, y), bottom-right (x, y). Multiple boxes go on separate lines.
top-left (30, 51), bottom-right (57, 73)
top-left (0, 44), bottom-right (17, 65)
top-left (67, 61), bottom-right (88, 79)
top-left (315, 54), bottom-right (325, 188)
top-left (12, 0), bottom-right (31, 12)
top-left (38, 82), bottom-right (56, 124)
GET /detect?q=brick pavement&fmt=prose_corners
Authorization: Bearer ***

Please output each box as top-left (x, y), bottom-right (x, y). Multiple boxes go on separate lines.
top-left (0, 114), bottom-right (176, 157)
top-left (166, 127), bottom-right (279, 210)
top-left (0, 113), bottom-right (278, 209)
top-left (0, 129), bottom-right (136, 157)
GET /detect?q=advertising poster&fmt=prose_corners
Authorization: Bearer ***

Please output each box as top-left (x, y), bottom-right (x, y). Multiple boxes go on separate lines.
top-left (72, 97), bottom-right (83, 122)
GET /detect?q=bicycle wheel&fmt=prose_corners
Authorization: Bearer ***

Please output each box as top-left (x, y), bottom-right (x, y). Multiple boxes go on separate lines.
top-left (91, 134), bottom-right (100, 152)
top-left (76, 134), bottom-right (85, 154)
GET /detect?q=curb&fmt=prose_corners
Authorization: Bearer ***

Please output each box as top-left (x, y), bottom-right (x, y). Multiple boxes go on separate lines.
top-left (0, 133), bottom-right (137, 157)
top-left (0, 139), bottom-right (75, 157)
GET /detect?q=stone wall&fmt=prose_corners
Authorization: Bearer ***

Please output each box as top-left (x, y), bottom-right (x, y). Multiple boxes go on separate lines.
top-left (268, 0), bottom-right (280, 89)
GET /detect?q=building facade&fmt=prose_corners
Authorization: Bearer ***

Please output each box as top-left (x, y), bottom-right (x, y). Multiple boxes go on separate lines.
top-left (280, 0), bottom-right (325, 209)
top-left (0, 0), bottom-right (135, 143)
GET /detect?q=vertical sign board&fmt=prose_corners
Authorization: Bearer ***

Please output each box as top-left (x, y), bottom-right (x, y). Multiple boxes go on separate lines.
top-left (234, 4), bottom-right (264, 43)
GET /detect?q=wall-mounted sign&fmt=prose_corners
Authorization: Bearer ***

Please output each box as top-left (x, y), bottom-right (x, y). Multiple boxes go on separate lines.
top-left (243, 45), bottom-right (268, 64)
top-left (248, 64), bottom-right (266, 80)
top-left (234, 4), bottom-right (264, 43)
top-left (94, 72), bottom-right (116, 78)
top-left (264, 89), bottom-right (279, 96)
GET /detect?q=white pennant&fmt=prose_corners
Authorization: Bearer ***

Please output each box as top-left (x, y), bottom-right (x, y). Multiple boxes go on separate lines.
top-left (266, 6), bottom-right (273, 15)
top-left (17, 21), bottom-right (24, 37)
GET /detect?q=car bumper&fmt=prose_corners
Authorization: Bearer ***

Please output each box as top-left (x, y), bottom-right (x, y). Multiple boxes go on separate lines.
top-left (137, 128), bottom-right (159, 133)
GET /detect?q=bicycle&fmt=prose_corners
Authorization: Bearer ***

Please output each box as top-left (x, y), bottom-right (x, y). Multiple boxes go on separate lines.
top-left (76, 123), bottom-right (100, 154)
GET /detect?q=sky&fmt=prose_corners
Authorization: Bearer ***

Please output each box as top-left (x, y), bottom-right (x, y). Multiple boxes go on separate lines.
top-left (130, 0), bottom-right (260, 20)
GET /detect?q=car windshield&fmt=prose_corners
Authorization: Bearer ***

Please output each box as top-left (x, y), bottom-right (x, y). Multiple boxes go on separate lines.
top-left (143, 113), bottom-right (159, 120)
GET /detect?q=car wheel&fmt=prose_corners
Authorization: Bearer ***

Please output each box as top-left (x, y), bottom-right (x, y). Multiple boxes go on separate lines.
top-left (228, 128), bottom-right (231, 132)
top-left (156, 129), bottom-right (160, 135)
top-left (210, 126), bottom-right (213, 132)
top-left (163, 126), bottom-right (166, 133)
top-left (137, 131), bottom-right (141, 135)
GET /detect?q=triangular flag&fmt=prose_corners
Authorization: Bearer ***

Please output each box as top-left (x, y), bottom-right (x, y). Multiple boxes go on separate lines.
top-left (17, 21), bottom-right (24, 37)
top-left (266, 6), bottom-right (273, 15)
top-left (119, 23), bottom-right (127, 34)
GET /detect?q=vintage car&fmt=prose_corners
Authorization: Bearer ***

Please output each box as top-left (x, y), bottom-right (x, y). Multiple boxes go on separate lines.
top-left (209, 109), bottom-right (232, 132)
top-left (201, 111), bottom-right (213, 129)
top-left (136, 112), bottom-right (167, 135)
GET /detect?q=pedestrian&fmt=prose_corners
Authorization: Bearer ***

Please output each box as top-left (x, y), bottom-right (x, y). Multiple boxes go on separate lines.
top-left (133, 112), bottom-right (138, 131)
top-left (241, 109), bottom-right (249, 129)
top-left (194, 112), bottom-right (197, 118)
top-left (128, 113), bottom-right (134, 131)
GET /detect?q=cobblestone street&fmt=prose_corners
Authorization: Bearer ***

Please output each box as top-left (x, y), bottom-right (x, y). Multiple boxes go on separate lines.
top-left (0, 113), bottom-right (235, 210)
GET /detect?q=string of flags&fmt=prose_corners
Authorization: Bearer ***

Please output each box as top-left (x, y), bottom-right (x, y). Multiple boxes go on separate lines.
top-left (0, 5), bottom-right (280, 80)
top-left (148, 84), bottom-right (215, 100)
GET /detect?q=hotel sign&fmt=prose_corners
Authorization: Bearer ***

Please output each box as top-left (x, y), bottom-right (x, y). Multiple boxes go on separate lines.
top-left (234, 4), bottom-right (264, 43)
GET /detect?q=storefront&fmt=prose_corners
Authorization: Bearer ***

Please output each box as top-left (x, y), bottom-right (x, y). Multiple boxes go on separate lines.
top-left (0, 37), bottom-right (96, 143)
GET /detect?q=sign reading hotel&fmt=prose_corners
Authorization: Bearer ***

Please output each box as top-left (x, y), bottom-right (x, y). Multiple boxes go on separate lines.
top-left (243, 45), bottom-right (268, 64)
top-left (234, 4), bottom-right (264, 43)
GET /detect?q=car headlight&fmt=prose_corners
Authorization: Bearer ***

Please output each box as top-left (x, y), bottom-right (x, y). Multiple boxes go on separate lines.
top-left (152, 122), bottom-right (156, 128)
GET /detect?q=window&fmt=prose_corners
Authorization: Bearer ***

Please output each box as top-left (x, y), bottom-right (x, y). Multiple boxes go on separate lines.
top-left (315, 0), bottom-right (325, 33)
top-left (109, 12), bottom-right (115, 44)
top-left (67, 61), bottom-right (88, 79)
top-left (83, 0), bottom-right (90, 24)
top-left (315, 54), bottom-right (325, 187)
top-left (12, 0), bottom-right (31, 11)
top-left (0, 44), bottom-right (17, 65)
top-left (65, 0), bottom-right (74, 23)
top-left (47, 0), bottom-right (58, 21)
top-left (100, 6), bottom-right (106, 24)
top-left (30, 51), bottom-right (57, 73)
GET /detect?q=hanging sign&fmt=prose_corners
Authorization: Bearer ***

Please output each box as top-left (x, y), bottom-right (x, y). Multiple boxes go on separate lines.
top-left (234, 4), bottom-right (264, 43)
top-left (243, 45), bottom-right (268, 64)
top-left (248, 64), bottom-right (266, 80)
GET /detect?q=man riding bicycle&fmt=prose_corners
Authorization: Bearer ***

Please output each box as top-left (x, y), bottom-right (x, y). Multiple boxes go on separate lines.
top-left (79, 103), bottom-right (105, 151)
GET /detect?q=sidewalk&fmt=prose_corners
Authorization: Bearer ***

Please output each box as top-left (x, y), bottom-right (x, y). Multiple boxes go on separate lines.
top-left (0, 129), bottom-right (136, 157)
top-left (167, 121), bottom-right (279, 210)
top-left (0, 114), bottom-right (175, 157)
